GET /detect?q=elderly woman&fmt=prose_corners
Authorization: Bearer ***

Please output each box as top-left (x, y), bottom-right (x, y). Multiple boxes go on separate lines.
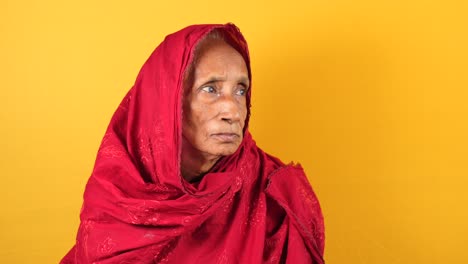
top-left (62, 23), bottom-right (325, 263)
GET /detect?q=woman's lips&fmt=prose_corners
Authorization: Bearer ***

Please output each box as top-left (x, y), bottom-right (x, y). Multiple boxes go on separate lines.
top-left (211, 133), bottom-right (240, 142)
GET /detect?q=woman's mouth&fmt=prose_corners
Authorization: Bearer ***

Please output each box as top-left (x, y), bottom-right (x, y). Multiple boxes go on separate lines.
top-left (211, 133), bottom-right (240, 142)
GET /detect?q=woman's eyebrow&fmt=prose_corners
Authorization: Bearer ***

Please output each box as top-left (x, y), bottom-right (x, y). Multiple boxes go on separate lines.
top-left (199, 76), bottom-right (250, 86)
top-left (239, 76), bottom-right (250, 86)
top-left (204, 76), bottom-right (226, 83)
top-left (198, 78), bottom-right (220, 88)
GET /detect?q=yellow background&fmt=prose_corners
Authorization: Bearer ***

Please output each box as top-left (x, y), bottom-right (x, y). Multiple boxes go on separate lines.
top-left (1, 0), bottom-right (467, 263)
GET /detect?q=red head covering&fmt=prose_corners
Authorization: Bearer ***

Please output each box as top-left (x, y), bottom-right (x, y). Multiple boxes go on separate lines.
top-left (61, 23), bottom-right (324, 263)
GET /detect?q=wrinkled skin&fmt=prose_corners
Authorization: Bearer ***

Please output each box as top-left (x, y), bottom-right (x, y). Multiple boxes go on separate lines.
top-left (181, 39), bottom-right (249, 181)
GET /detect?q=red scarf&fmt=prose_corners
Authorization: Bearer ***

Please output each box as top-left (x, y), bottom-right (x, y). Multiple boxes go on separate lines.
top-left (61, 23), bottom-right (325, 264)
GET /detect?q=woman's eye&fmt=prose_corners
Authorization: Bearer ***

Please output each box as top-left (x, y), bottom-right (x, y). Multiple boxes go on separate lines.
top-left (201, 86), bottom-right (216, 93)
top-left (236, 88), bottom-right (247, 96)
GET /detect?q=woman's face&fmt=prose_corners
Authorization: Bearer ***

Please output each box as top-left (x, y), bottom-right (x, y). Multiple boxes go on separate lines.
top-left (182, 39), bottom-right (249, 160)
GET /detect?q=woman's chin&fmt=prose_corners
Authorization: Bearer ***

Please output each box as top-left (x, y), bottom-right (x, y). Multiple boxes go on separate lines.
top-left (207, 144), bottom-right (241, 157)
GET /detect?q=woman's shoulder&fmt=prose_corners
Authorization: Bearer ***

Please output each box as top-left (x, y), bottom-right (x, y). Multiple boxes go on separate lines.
top-left (259, 149), bottom-right (306, 179)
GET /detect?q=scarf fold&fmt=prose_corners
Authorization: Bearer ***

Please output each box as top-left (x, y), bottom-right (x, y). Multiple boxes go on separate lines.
top-left (62, 23), bottom-right (324, 264)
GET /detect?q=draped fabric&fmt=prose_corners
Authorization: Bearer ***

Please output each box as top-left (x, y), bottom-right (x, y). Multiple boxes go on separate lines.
top-left (61, 23), bottom-right (325, 264)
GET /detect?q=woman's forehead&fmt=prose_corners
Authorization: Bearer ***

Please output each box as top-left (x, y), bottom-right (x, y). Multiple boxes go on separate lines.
top-left (184, 38), bottom-right (249, 90)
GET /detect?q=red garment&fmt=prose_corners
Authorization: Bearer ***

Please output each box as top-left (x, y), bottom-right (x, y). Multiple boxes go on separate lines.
top-left (62, 23), bottom-right (324, 264)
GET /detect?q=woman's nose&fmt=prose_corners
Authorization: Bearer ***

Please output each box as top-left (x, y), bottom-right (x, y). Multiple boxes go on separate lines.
top-left (218, 95), bottom-right (242, 124)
